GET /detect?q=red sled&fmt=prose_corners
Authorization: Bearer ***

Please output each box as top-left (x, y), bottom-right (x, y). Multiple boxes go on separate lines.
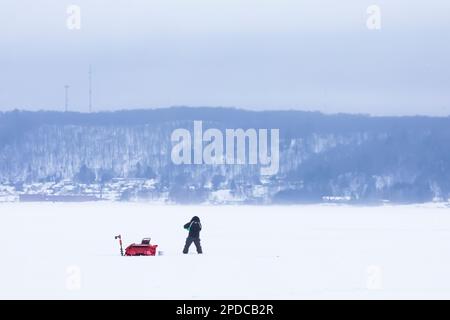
top-left (125, 238), bottom-right (158, 256)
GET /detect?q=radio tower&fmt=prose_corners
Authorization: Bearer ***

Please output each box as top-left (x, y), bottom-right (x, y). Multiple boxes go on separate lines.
top-left (88, 65), bottom-right (92, 113)
top-left (64, 85), bottom-right (69, 112)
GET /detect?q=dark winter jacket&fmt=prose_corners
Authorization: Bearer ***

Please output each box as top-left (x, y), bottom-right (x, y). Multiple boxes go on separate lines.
top-left (184, 216), bottom-right (202, 238)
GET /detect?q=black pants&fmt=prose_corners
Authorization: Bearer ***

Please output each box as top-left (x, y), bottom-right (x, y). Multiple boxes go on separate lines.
top-left (183, 237), bottom-right (202, 254)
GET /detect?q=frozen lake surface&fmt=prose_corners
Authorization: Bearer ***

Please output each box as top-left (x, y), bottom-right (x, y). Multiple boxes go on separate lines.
top-left (1, 202), bottom-right (450, 299)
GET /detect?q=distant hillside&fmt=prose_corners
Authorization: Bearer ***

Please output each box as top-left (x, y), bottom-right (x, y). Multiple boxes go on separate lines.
top-left (1, 107), bottom-right (450, 204)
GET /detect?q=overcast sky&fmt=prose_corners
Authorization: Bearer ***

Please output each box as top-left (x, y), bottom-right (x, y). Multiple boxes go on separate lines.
top-left (0, 0), bottom-right (449, 115)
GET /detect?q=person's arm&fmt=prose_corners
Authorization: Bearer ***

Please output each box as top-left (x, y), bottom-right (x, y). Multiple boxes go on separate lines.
top-left (184, 222), bottom-right (191, 230)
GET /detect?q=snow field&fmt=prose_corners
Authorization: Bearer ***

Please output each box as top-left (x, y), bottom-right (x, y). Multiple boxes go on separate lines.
top-left (1, 202), bottom-right (450, 299)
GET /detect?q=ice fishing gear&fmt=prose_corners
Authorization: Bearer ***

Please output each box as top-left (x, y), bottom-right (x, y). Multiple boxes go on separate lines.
top-left (115, 234), bottom-right (124, 256)
top-left (124, 237), bottom-right (158, 256)
top-left (115, 235), bottom-right (159, 256)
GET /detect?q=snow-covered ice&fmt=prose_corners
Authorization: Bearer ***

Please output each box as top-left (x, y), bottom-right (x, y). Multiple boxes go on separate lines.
top-left (1, 202), bottom-right (450, 299)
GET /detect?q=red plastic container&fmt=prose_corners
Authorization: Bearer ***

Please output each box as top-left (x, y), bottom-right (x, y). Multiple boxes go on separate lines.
top-left (125, 238), bottom-right (158, 256)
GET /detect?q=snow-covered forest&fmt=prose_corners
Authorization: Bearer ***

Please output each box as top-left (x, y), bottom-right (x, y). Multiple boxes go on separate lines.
top-left (1, 107), bottom-right (450, 204)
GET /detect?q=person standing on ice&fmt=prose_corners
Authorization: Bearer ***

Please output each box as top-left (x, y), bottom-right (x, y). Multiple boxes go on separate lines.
top-left (183, 216), bottom-right (203, 254)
